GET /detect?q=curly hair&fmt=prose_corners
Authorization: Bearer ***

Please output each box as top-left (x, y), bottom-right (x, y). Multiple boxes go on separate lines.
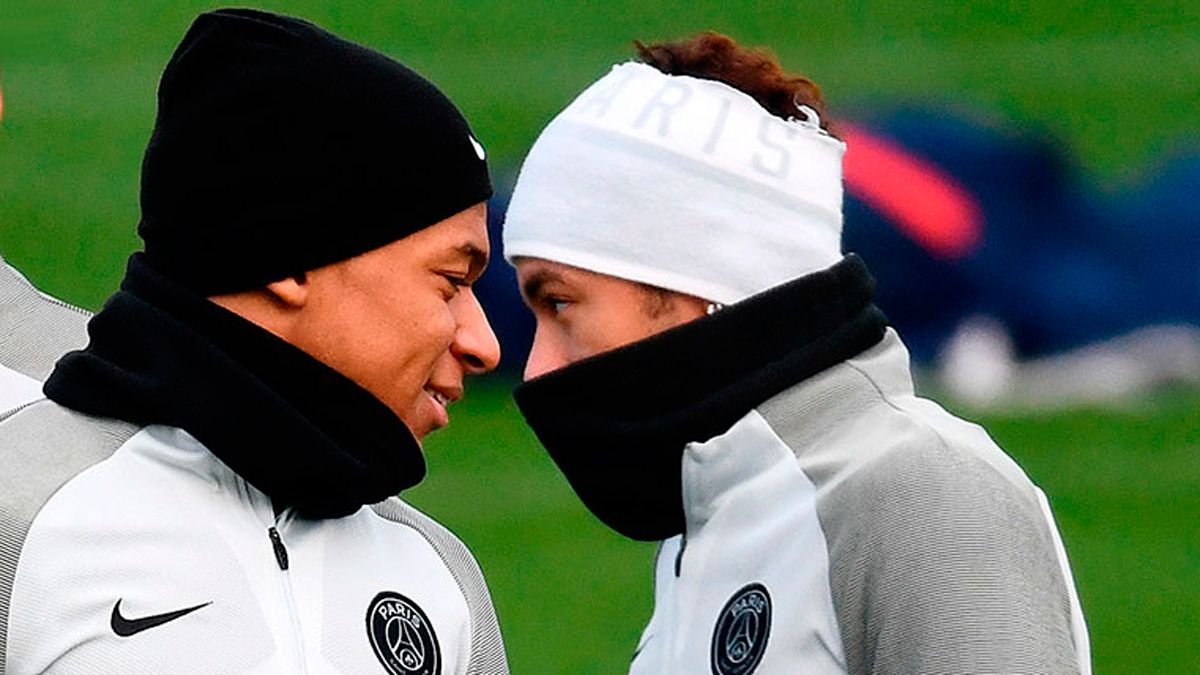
top-left (634, 32), bottom-right (832, 134)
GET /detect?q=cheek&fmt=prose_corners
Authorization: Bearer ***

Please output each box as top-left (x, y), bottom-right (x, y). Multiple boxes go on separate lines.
top-left (430, 301), bottom-right (460, 347)
top-left (558, 312), bottom-right (626, 363)
top-left (368, 311), bottom-right (454, 418)
top-left (342, 299), bottom-right (450, 390)
top-left (523, 318), bottom-right (572, 376)
top-left (393, 305), bottom-right (454, 372)
top-left (388, 307), bottom-right (457, 399)
top-left (569, 324), bottom-right (611, 363)
top-left (580, 305), bottom-right (657, 356)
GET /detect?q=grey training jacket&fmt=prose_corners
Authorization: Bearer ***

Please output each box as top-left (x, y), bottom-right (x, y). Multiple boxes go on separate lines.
top-left (631, 329), bottom-right (1090, 675)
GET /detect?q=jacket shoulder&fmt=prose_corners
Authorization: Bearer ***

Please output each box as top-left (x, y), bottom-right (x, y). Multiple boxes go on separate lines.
top-left (0, 264), bottom-right (91, 381)
top-left (1, 400), bottom-right (139, 522)
top-left (370, 498), bottom-right (509, 675)
top-left (760, 357), bottom-right (1084, 674)
top-left (0, 401), bottom-right (139, 665)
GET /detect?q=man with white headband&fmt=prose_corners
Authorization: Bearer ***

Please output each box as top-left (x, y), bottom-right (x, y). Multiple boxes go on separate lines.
top-left (504, 33), bottom-right (1090, 674)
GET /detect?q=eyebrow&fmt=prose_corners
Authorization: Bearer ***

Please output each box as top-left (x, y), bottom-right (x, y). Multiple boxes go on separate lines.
top-left (455, 243), bottom-right (488, 277)
top-left (519, 268), bottom-right (566, 302)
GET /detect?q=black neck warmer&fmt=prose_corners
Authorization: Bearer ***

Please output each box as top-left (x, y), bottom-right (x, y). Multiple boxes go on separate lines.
top-left (513, 255), bottom-right (889, 541)
top-left (44, 253), bottom-right (424, 518)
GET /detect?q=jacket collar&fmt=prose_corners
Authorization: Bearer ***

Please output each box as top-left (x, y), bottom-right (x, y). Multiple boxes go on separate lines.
top-left (45, 253), bottom-right (423, 518)
top-left (514, 255), bottom-right (889, 541)
top-left (683, 329), bottom-right (915, 523)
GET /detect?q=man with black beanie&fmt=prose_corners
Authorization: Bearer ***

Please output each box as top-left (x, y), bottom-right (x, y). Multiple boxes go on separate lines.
top-left (0, 9), bottom-right (508, 674)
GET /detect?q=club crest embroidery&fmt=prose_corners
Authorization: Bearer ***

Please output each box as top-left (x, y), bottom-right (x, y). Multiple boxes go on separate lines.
top-left (710, 583), bottom-right (772, 675)
top-left (366, 591), bottom-right (442, 675)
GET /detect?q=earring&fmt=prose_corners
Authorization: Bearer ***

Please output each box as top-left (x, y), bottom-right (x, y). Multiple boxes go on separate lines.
top-left (706, 302), bottom-right (725, 316)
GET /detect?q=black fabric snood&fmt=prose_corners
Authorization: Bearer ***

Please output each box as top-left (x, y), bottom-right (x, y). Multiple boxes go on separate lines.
top-left (513, 255), bottom-right (889, 541)
top-left (45, 253), bottom-right (424, 518)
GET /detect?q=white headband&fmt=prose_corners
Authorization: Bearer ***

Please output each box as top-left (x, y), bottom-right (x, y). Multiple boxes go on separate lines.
top-left (503, 61), bottom-right (847, 304)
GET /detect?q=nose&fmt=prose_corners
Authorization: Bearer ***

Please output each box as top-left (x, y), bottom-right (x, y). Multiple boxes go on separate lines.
top-left (451, 289), bottom-right (501, 374)
top-left (522, 323), bottom-right (567, 381)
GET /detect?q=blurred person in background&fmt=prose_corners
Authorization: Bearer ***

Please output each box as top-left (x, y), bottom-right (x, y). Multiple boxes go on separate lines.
top-left (504, 33), bottom-right (1090, 674)
top-left (838, 109), bottom-right (1200, 407)
top-left (0, 83), bottom-right (91, 411)
top-left (0, 10), bottom-right (508, 674)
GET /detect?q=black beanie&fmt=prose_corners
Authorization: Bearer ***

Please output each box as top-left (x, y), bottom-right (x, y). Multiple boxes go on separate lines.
top-left (138, 8), bottom-right (492, 295)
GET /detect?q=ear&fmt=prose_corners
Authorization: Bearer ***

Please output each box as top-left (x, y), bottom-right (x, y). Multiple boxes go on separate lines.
top-left (264, 273), bottom-right (310, 308)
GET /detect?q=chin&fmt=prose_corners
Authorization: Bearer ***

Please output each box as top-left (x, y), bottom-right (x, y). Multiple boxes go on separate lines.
top-left (400, 420), bottom-right (429, 444)
top-left (395, 389), bottom-right (448, 440)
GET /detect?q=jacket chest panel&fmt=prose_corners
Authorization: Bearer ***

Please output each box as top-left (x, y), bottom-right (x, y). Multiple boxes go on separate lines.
top-left (631, 411), bottom-right (848, 675)
top-left (7, 431), bottom-right (468, 675)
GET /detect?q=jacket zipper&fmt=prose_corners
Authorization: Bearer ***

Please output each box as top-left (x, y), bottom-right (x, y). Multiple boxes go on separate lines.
top-left (267, 520), bottom-right (309, 673)
top-left (268, 526), bottom-right (289, 570)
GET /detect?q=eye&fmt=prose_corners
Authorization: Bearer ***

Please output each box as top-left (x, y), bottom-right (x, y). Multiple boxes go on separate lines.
top-left (439, 272), bottom-right (469, 297)
top-left (542, 297), bottom-right (572, 316)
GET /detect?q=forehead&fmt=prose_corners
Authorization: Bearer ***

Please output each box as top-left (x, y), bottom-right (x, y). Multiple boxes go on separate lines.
top-left (513, 257), bottom-right (643, 295)
top-left (514, 257), bottom-right (570, 279)
top-left (413, 203), bottom-right (490, 263)
top-left (514, 257), bottom-right (596, 286)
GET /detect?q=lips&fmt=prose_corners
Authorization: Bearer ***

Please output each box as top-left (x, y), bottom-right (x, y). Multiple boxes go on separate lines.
top-left (422, 384), bottom-right (460, 434)
top-left (426, 388), bottom-right (451, 408)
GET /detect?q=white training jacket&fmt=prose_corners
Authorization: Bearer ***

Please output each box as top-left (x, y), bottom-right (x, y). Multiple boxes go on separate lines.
top-left (630, 330), bottom-right (1090, 675)
top-left (0, 407), bottom-right (507, 675)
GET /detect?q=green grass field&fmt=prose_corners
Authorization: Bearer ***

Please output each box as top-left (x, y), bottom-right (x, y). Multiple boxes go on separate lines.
top-left (3, 2), bottom-right (1199, 672)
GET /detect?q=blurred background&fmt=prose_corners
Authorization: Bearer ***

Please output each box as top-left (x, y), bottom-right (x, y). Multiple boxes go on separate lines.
top-left (2, 2), bottom-right (1197, 672)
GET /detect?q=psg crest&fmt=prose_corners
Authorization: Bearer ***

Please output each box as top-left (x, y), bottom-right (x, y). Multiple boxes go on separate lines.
top-left (366, 591), bottom-right (441, 675)
top-left (711, 583), bottom-right (772, 675)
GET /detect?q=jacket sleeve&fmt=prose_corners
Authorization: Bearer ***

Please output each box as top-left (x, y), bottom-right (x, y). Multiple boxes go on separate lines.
top-left (1, 402), bottom-right (136, 673)
top-left (819, 433), bottom-right (1089, 675)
